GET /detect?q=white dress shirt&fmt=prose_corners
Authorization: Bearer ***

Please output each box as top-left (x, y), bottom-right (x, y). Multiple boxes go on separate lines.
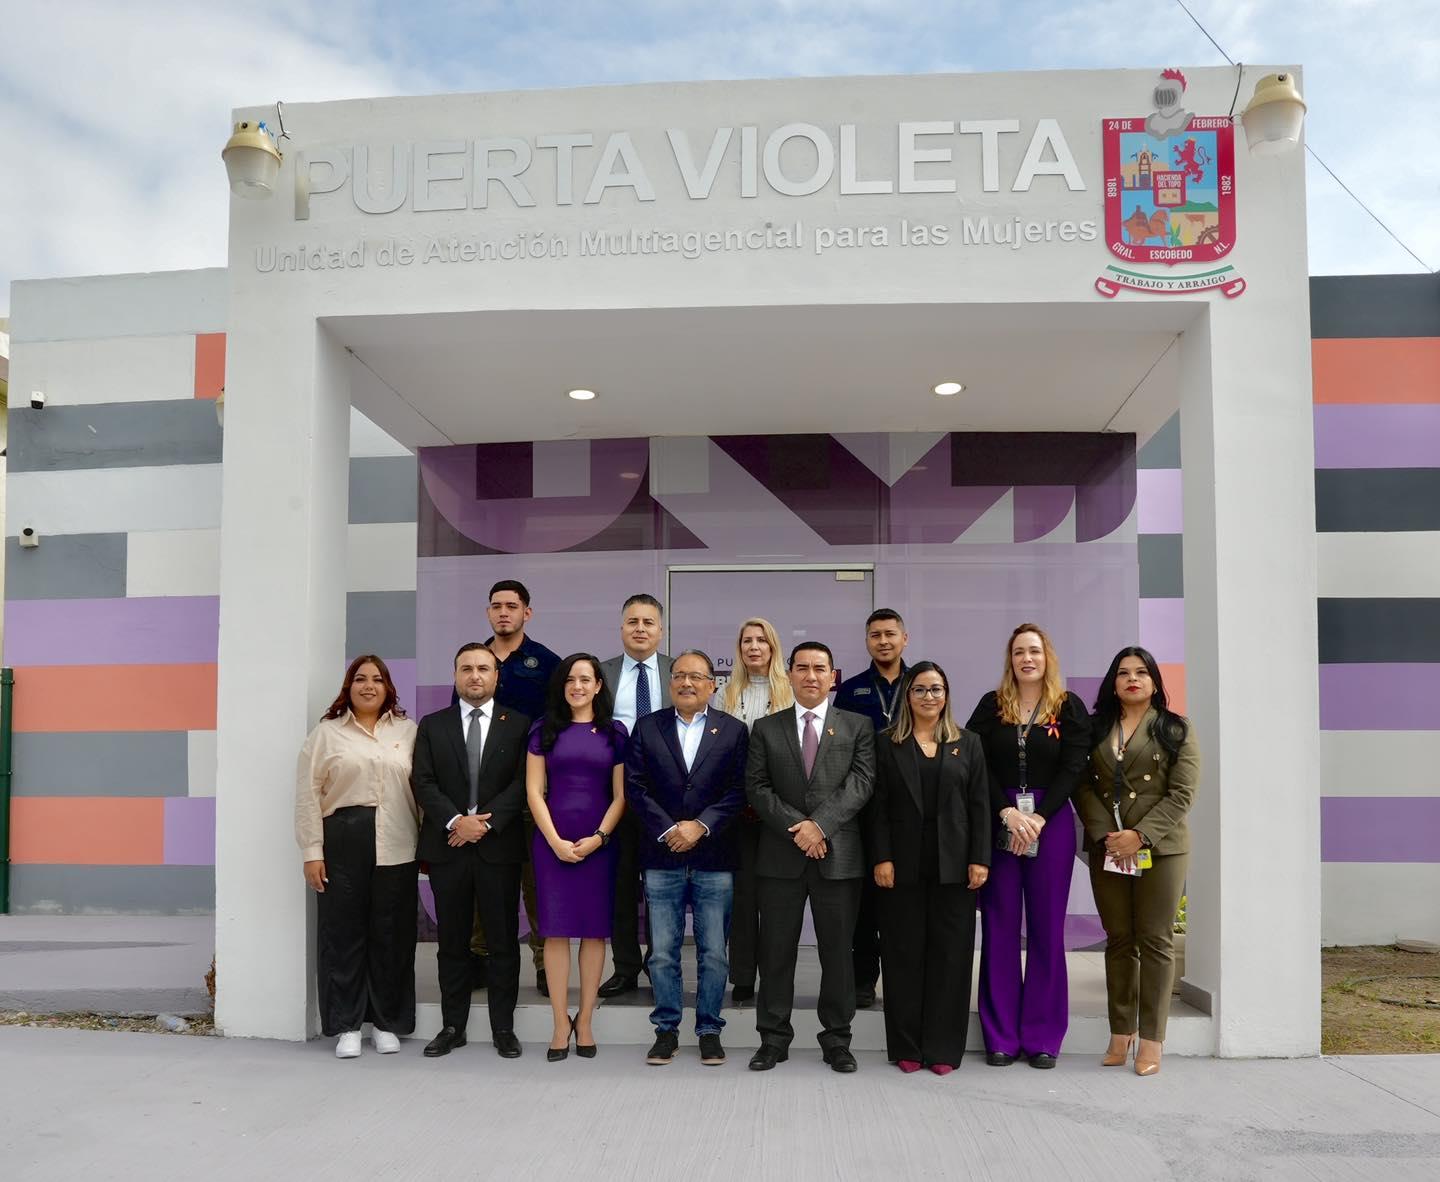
top-left (612, 652), bottom-right (659, 730)
top-left (792, 698), bottom-right (831, 838)
top-left (658, 707), bottom-right (711, 843)
top-left (446, 698), bottom-right (493, 831)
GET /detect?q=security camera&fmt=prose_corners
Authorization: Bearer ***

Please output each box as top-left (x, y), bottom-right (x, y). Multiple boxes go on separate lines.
top-left (19, 528), bottom-right (40, 549)
top-left (30, 390), bottom-right (46, 409)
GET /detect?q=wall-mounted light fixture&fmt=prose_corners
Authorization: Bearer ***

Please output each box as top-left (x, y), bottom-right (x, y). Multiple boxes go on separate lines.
top-left (222, 102), bottom-right (289, 199)
top-left (30, 390), bottom-right (45, 409)
top-left (215, 387), bottom-right (225, 428)
top-left (1240, 73), bottom-right (1307, 156)
top-left (19, 527), bottom-right (39, 549)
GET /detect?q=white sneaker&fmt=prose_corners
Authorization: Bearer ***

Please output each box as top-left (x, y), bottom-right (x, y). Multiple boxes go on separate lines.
top-left (373, 1029), bottom-right (401, 1054)
top-left (335, 1031), bottom-right (363, 1058)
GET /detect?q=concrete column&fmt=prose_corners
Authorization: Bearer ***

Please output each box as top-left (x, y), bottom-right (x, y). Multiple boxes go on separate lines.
top-left (1179, 293), bottom-right (1321, 1055)
top-left (213, 312), bottom-right (350, 1040)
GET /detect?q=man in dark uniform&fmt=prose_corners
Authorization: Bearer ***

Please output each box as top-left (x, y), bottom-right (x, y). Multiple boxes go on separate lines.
top-left (833, 608), bottom-right (909, 1010)
top-left (468, 580), bottom-right (560, 995)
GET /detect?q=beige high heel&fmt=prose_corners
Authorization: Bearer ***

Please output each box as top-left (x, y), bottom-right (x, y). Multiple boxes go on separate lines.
top-left (1101, 1033), bottom-right (1135, 1067)
top-left (1134, 1038), bottom-right (1162, 1076)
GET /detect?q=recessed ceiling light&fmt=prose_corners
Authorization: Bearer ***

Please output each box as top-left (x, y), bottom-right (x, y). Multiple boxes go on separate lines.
top-left (568, 388), bottom-right (597, 401)
top-left (933, 381), bottom-right (964, 396)
top-left (619, 471), bottom-right (641, 479)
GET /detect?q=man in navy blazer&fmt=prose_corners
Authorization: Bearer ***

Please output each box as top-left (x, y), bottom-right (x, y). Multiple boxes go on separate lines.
top-left (624, 648), bottom-right (749, 1067)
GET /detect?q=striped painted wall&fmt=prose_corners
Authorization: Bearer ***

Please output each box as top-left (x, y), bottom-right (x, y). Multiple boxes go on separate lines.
top-left (3, 271), bottom-right (418, 913)
top-left (1310, 274), bottom-right (1440, 944)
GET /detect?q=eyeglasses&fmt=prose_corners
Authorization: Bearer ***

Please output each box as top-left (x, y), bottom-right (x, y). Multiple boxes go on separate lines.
top-left (910, 686), bottom-right (946, 699)
top-left (670, 672), bottom-right (715, 684)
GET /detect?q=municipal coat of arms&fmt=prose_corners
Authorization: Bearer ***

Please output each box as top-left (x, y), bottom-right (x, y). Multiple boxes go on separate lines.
top-left (1095, 69), bottom-right (1245, 298)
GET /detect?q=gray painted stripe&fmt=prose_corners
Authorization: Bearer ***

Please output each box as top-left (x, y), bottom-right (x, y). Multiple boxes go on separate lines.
top-left (0, 986), bottom-right (213, 1015)
top-left (8, 865), bottom-right (215, 914)
top-left (1318, 598), bottom-right (1440, 664)
top-left (1138, 533), bottom-right (1184, 598)
top-left (1309, 274), bottom-right (1440, 339)
top-left (1316, 469), bottom-right (1440, 533)
top-left (350, 456), bottom-right (418, 524)
top-left (12, 732), bottom-right (191, 796)
top-left (5, 532), bottom-right (127, 600)
top-left (1138, 414), bottom-right (1180, 469)
top-left (7, 401), bottom-right (222, 473)
top-left (346, 590), bottom-right (417, 660)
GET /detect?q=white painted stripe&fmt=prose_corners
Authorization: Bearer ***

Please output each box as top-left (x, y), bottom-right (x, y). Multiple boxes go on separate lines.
top-left (1319, 731), bottom-right (1440, 797)
top-left (1317, 532), bottom-right (1440, 598)
top-left (126, 529), bottom-right (222, 597)
top-left (349, 408), bottom-right (414, 459)
top-left (1322, 863), bottom-right (1440, 944)
top-left (9, 269), bottom-right (227, 342)
top-left (347, 523), bottom-right (418, 592)
top-left (188, 731), bottom-right (218, 798)
top-left (9, 465), bottom-right (223, 536)
top-left (10, 335), bottom-right (197, 405)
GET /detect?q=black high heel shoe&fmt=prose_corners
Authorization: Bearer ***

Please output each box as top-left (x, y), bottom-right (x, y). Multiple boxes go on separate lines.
top-left (573, 1014), bottom-right (597, 1059)
top-left (547, 1015), bottom-right (572, 1062)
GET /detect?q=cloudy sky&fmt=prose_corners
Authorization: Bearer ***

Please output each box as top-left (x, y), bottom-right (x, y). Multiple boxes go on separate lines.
top-left (1, 0), bottom-right (1435, 317)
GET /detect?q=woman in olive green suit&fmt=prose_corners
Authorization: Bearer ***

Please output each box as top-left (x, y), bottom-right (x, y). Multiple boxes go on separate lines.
top-left (1074, 646), bottom-right (1199, 1077)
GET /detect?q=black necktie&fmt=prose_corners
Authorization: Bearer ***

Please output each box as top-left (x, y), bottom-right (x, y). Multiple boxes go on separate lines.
top-left (634, 662), bottom-right (652, 719)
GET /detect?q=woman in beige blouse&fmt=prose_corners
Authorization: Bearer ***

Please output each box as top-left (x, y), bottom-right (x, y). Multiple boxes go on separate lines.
top-left (710, 617), bottom-right (793, 1004)
top-left (295, 654), bottom-right (419, 1059)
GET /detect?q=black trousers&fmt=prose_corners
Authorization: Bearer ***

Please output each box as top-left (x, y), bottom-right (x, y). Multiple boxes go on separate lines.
top-left (728, 818), bottom-right (761, 987)
top-left (878, 877), bottom-right (978, 1066)
top-left (756, 866), bottom-right (861, 1051)
top-left (430, 854), bottom-right (522, 1034)
top-left (316, 807), bottom-right (417, 1037)
top-left (610, 812), bottom-right (650, 978)
top-left (851, 811), bottom-right (881, 991)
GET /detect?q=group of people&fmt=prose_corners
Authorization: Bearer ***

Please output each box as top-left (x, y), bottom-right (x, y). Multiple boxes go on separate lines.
top-left (295, 580), bottom-right (1199, 1078)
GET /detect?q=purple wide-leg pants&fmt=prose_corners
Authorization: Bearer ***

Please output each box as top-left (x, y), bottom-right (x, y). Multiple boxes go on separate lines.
top-left (978, 787), bottom-right (1074, 1058)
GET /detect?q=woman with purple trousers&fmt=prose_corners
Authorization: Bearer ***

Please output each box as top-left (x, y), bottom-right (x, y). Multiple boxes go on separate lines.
top-left (966, 624), bottom-right (1091, 1068)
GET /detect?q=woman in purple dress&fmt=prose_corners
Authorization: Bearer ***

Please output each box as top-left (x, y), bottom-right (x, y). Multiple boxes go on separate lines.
top-left (526, 653), bottom-right (628, 1061)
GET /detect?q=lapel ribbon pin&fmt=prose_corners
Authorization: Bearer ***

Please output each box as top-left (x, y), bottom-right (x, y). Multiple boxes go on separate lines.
top-left (710, 727), bottom-right (719, 735)
top-left (951, 747), bottom-right (960, 755)
top-left (827, 728), bottom-right (835, 737)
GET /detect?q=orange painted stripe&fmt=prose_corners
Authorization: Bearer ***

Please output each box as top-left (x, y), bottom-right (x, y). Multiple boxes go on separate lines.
top-left (10, 798), bottom-right (164, 865)
top-left (194, 332), bottom-right (226, 399)
top-left (1312, 338), bottom-right (1440, 405)
top-left (11, 664), bottom-right (217, 733)
top-left (1159, 663), bottom-right (1186, 716)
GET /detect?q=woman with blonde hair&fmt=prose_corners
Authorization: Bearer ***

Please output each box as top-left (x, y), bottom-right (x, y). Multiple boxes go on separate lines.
top-left (712, 617), bottom-right (793, 1004)
top-left (966, 624), bottom-right (1091, 1069)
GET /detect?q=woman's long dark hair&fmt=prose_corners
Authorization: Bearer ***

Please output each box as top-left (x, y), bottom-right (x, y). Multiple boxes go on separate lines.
top-left (538, 653), bottom-right (618, 753)
top-left (889, 661), bottom-right (962, 745)
top-left (1091, 646), bottom-right (1187, 763)
top-left (323, 654), bottom-right (406, 721)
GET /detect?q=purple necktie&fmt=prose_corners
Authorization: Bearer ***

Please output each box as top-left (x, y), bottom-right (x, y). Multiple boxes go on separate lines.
top-left (802, 711), bottom-right (819, 778)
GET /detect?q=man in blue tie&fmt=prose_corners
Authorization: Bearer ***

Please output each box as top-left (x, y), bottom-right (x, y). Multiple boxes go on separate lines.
top-left (599, 594), bottom-right (673, 997)
top-left (624, 649), bottom-right (748, 1065)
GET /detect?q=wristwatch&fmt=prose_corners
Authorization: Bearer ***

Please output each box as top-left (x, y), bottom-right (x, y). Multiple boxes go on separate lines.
top-left (593, 828), bottom-right (611, 847)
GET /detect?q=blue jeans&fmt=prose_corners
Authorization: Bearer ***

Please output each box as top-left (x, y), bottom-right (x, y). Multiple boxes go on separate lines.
top-left (644, 868), bottom-right (733, 1035)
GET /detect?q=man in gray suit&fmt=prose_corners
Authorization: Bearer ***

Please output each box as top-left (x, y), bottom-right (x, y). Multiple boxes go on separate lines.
top-left (746, 641), bottom-right (875, 1073)
top-left (599, 593), bottom-right (672, 997)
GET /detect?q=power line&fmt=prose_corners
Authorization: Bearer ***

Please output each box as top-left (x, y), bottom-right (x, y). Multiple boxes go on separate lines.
top-left (1170, 0), bottom-right (1435, 272)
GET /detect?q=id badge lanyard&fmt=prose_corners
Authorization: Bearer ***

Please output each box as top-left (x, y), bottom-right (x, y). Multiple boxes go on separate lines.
top-left (1110, 724), bottom-right (1152, 871)
top-left (1015, 699), bottom-right (1042, 813)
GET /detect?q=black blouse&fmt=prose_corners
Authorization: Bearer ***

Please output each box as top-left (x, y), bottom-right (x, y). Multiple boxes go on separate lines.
top-left (964, 691), bottom-right (1093, 822)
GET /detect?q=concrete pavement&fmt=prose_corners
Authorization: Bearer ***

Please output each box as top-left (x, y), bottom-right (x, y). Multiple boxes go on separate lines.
top-left (2, 1025), bottom-right (1439, 1180)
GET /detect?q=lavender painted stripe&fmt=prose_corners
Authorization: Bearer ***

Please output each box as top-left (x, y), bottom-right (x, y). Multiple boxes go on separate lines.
top-left (1314, 405), bottom-right (1440, 469)
top-left (164, 797), bottom-right (216, 866)
top-left (1066, 676), bottom-right (1102, 710)
top-left (417, 683), bottom-right (454, 719)
top-left (1136, 468), bottom-right (1183, 534)
top-left (1319, 663), bottom-right (1440, 730)
top-left (3, 596), bottom-right (219, 666)
top-left (385, 658), bottom-right (417, 720)
top-left (1139, 598), bottom-right (1185, 663)
top-left (1322, 797), bottom-right (1440, 863)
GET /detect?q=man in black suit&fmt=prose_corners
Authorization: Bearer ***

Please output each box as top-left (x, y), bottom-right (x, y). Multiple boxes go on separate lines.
top-left (746, 641), bottom-right (876, 1073)
top-left (412, 642), bottom-right (531, 1059)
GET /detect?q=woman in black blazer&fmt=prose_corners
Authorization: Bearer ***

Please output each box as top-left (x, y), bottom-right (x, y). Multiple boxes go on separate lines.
top-left (870, 661), bottom-right (992, 1074)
